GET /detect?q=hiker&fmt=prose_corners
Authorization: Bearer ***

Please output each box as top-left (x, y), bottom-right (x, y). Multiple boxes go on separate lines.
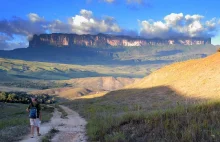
top-left (26, 97), bottom-right (41, 138)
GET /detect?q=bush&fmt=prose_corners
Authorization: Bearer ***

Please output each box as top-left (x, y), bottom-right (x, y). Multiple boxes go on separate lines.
top-left (0, 91), bottom-right (56, 104)
top-left (217, 48), bottom-right (220, 52)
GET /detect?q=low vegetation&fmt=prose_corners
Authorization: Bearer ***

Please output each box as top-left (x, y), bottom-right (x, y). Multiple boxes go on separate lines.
top-left (67, 95), bottom-right (220, 141)
top-left (0, 57), bottom-right (148, 81)
top-left (55, 105), bottom-right (68, 119)
top-left (0, 80), bottom-right (71, 90)
top-left (0, 45), bottom-right (218, 141)
top-left (41, 128), bottom-right (59, 142)
top-left (106, 101), bottom-right (220, 142)
top-left (64, 87), bottom-right (185, 141)
top-left (0, 103), bottom-right (54, 142)
top-left (114, 45), bottom-right (216, 62)
top-left (63, 85), bottom-right (218, 141)
top-left (0, 44), bottom-right (216, 81)
top-left (0, 91), bottom-right (56, 104)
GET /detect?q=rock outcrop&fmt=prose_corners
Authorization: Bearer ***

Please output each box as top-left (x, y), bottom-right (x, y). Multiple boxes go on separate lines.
top-left (29, 33), bottom-right (211, 48)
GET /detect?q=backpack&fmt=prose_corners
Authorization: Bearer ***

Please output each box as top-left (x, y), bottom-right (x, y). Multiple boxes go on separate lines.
top-left (29, 102), bottom-right (38, 118)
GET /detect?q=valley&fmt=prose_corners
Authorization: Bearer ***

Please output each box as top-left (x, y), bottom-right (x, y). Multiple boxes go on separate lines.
top-left (0, 34), bottom-right (219, 142)
top-left (2, 1), bottom-right (220, 141)
top-left (63, 52), bottom-right (220, 141)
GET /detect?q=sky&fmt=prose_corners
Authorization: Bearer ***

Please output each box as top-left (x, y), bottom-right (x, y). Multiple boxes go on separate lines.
top-left (1, 0), bottom-right (220, 50)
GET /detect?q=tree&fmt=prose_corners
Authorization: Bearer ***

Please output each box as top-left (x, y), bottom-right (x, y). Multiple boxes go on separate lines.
top-left (7, 93), bottom-right (16, 102)
top-left (0, 92), bottom-right (6, 101)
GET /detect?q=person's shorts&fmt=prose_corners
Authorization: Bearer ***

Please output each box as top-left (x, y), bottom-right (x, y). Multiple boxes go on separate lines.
top-left (30, 118), bottom-right (41, 127)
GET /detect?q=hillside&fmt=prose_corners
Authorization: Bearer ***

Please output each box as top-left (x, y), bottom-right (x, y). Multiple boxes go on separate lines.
top-left (0, 44), bottom-right (217, 66)
top-left (65, 52), bottom-right (220, 141)
top-left (30, 87), bottom-right (92, 99)
top-left (59, 76), bottom-right (139, 91)
top-left (0, 58), bottom-right (147, 81)
top-left (128, 52), bottom-right (220, 99)
top-left (0, 45), bottom-right (217, 82)
top-left (30, 77), bottom-right (140, 99)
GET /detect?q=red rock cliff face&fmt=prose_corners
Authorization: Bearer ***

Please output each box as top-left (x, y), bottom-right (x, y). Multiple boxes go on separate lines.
top-left (29, 33), bottom-right (211, 48)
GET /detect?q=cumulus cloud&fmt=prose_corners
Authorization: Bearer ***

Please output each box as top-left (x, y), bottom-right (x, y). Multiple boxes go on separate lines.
top-left (66, 9), bottom-right (121, 34)
top-left (0, 41), bottom-right (28, 50)
top-left (0, 10), bottom-right (122, 49)
top-left (0, 10), bottom-right (121, 36)
top-left (28, 13), bottom-right (44, 22)
top-left (0, 10), bottom-right (219, 50)
top-left (0, 14), bottom-right (48, 49)
top-left (0, 15), bottom-right (47, 37)
top-left (139, 13), bottom-right (218, 38)
top-left (0, 34), bottom-right (27, 50)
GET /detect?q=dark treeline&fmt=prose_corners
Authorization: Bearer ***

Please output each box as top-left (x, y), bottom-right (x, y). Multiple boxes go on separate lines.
top-left (0, 91), bottom-right (56, 104)
top-left (0, 81), bottom-right (70, 89)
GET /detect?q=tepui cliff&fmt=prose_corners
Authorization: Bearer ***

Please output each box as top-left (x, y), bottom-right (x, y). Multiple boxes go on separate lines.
top-left (29, 33), bottom-right (211, 48)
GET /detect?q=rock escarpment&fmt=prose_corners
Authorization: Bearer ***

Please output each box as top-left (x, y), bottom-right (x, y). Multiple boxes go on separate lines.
top-left (29, 33), bottom-right (211, 48)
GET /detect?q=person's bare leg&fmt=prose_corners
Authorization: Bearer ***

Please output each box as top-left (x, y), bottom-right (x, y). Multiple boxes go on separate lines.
top-left (31, 125), bottom-right (34, 137)
top-left (37, 127), bottom-right (40, 135)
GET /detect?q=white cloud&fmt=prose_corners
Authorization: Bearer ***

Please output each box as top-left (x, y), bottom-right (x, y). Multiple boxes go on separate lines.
top-left (0, 10), bottom-right (122, 49)
top-left (0, 11), bottom-right (219, 50)
top-left (164, 13), bottom-right (184, 26)
top-left (185, 14), bottom-right (203, 21)
top-left (140, 13), bottom-right (219, 38)
top-left (80, 9), bottom-right (93, 18)
top-left (28, 13), bottom-right (44, 22)
top-left (67, 10), bottom-right (121, 34)
top-left (0, 34), bottom-right (28, 50)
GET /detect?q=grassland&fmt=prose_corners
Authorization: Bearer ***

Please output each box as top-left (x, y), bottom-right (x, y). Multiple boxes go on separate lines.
top-left (0, 44), bottom-right (216, 81)
top-left (0, 45), bottom-right (218, 141)
top-left (0, 103), bottom-right (54, 142)
top-left (62, 52), bottom-right (220, 141)
top-left (64, 86), bottom-right (196, 141)
top-left (41, 128), bottom-right (59, 142)
top-left (114, 44), bottom-right (217, 62)
top-left (105, 101), bottom-right (220, 142)
top-left (65, 87), bottom-right (220, 141)
top-left (0, 57), bottom-right (149, 81)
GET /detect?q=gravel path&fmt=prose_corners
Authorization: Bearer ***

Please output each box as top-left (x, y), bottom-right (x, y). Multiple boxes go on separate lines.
top-left (20, 105), bottom-right (87, 142)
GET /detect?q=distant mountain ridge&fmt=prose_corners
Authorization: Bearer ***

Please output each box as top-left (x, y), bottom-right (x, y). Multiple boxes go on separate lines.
top-left (29, 33), bottom-right (211, 48)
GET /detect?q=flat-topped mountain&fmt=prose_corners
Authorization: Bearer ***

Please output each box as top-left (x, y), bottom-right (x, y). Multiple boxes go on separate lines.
top-left (29, 33), bottom-right (211, 48)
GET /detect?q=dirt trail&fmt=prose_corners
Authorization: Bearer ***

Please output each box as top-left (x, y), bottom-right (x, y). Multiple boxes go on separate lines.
top-left (20, 105), bottom-right (87, 142)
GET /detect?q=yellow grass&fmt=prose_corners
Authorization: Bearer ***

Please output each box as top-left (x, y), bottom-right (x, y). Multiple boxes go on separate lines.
top-left (79, 91), bottom-right (108, 99)
top-left (126, 52), bottom-right (220, 100)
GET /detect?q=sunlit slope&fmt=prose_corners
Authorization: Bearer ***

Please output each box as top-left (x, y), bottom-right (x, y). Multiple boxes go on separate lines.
top-left (128, 52), bottom-right (220, 99)
top-left (58, 76), bottom-right (140, 91)
top-left (30, 77), bottom-right (139, 99)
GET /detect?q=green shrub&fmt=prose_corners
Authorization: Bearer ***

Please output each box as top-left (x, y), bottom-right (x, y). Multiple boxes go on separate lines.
top-left (0, 91), bottom-right (56, 104)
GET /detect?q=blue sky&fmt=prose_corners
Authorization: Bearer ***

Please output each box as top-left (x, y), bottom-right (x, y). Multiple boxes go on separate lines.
top-left (0, 0), bottom-right (220, 50)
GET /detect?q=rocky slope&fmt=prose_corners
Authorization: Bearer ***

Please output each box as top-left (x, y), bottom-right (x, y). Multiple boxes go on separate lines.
top-left (29, 33), bottom-right (211, 48)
